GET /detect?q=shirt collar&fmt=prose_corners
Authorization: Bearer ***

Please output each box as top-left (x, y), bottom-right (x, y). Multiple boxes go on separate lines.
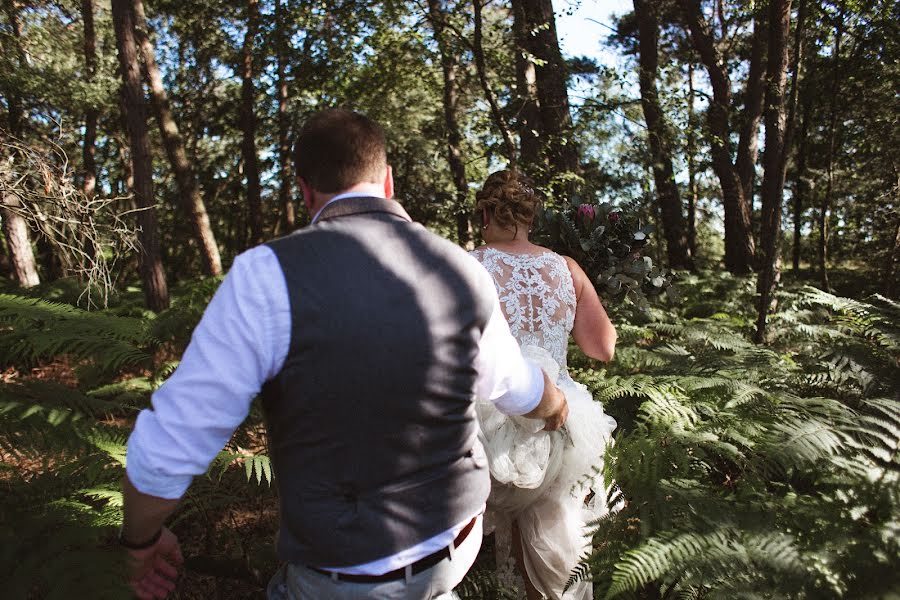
top-left (311, 192), bottom-right (386, 224)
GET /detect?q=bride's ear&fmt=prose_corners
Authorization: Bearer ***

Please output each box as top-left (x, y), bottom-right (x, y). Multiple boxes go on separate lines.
top-left (482, 208), bottom-right (490, 229)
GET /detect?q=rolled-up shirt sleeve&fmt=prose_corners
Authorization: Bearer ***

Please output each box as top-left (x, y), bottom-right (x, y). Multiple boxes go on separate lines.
top-left (471, 262), bottom-right (545, 416)
top-left (125, 245), bottom-right (291, 499)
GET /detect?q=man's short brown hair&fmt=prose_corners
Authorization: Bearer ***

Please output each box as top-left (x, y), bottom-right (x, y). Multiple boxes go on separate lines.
top-left (293, 109), bottom-right (388, 193)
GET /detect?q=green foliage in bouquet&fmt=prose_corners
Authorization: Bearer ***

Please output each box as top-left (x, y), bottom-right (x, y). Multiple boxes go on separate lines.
top-left (535, 199), bottom-right (674, 309)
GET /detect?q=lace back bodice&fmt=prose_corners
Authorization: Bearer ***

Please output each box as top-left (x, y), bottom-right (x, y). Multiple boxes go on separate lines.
top-left (471, 247), bottom-right (576, 371)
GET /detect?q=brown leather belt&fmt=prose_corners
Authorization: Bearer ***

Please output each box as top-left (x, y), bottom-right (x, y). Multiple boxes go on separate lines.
top-left (309, 516), bottom-right (478, 583)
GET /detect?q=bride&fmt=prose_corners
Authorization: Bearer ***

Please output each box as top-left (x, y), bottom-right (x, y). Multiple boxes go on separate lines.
top-left (471, 170), bottom-right (618, 600)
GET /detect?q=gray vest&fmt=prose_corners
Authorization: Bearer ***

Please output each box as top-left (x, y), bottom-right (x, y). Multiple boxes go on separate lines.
top-left (262, 197), bottom-right (492, 568)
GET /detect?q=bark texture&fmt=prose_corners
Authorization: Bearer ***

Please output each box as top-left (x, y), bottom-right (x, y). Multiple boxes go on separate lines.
top-left (240, 0), bottom-right (263, 247)
top-left (755, 0), bottom-right (792, 343)
top-left (427, 0), bottom-right (472, 247)
top-left (275, 0), bottom-right (295, 233)
top-left (686, 62), bottom-right (699, 259)
top-left (1, 0), bottom-right (40, 287)
top-left (735, 8), bottom-right (767, 210)
top-left (111, 0), bottom-right (169, 311)
top-left (782, 0), bottom-right (807, 180)
top-left (635, 0), bottom-right (692, 270)
top-left (515, 0), bottom-right (579, 196)
top-left (786, 0), bottom-right (809, 271)
top-left (133, 0), bottom-right (222, 276)
top-left (472, 0), bottom-right (517, 165)
top-left (792, 89), bottom-right (813, 271)
top-left (679, 0), bottom-right (756, 273)
top-left (511, 0), bottom-right (543, 172)
top-left (0, 169), bottom-right (41, 287)
top-left (81, 0), bottom-right (99, 201)
top-left (820, 7), bottom-right (845, 292)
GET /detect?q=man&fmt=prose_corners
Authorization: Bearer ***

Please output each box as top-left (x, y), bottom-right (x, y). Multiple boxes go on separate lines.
top-left (121, 108), bottom-right (568, 599)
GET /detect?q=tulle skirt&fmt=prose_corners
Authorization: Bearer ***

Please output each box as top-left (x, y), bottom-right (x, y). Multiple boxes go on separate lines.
top-left (476, 347), bottom-right (617, 600)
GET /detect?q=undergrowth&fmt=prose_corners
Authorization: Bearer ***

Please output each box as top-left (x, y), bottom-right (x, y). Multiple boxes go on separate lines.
top-left (566, 273), bottom-right (899, 600)
top-left (0, 271), bottom-right (897, 598)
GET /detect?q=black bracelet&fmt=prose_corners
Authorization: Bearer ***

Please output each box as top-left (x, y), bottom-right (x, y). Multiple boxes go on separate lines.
top-left (118, 526), bottom-right (163, 550)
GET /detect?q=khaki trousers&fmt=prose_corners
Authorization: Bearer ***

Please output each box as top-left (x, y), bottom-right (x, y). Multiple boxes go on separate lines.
top-left (267, 518), bottom-right (483, 600)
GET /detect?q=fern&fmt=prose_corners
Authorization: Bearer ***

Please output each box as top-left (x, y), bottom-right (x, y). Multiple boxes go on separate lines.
top-left (572, 274), bottom-right (900, 600)
top-left (210, 449), bottom-right (274, 486)
top-left (0, 293), bottom-right (154, 373)
top-left (1, 275), bottom-right (897, 599)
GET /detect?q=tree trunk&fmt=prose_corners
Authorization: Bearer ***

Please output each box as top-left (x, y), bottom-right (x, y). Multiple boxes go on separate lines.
top-left (686, 62), bottom-right (699, 260)
top-left (472, 0), bottom-right (517, 166)
top-left (132, 0), bottom-right (222, 277)
top-left (634, 0), bottom-right (692, 270)
top-left (716, 0), bottom-right (727, 38)
top-left (819, 7), bottom-right (844, 292)
top-left (240, 0), bottom-right (262, 247)
top-left (735, 8), bottom-right (767, 212)
top-left (511, 0), bottom-right (543, 173)
top-left (275, 0), bottom-right (295, 234)
top-left (81, 0), bottom-right (99, 201)
top-left (516, 0), bottom-right (579, 197)
top-left (679, 0), bottom-right (755, 274)
top-left (781, 0), bottom-right (807, 180)
top-left (785, 0), bottom-right (809, 272)
top-left (0, 167), bottom-right (41, 288)
top-left (888, 182), bottom-right (900, 298)
top-left (427, 0), bottom-right (472, 247)
top-left (755, 0), bottom-right (792, 344)
top-left (2, 0), bottom-right (25, 138)
top-left (1, 0), bottom-right (40, 287)
top-left (792, 87), bottom-right (813, 271)
top-left (111, 0), bottom-right (169, 311)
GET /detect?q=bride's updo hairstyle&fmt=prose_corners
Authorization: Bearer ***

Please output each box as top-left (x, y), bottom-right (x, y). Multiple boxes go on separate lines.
top-left (476, 170), bottom-right (541, 231)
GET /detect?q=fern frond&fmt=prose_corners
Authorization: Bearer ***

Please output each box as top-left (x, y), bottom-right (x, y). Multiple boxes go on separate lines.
top-left (605, 529), bottom-right (733, 597)
top-left (593, 375), bottom-right (683, 404)
top-left (209, 449), bottom-right (274, 486)
top-left (0, 293), bottom-right (154, 373)
top-left (0, 380), bottom-right (131, 465)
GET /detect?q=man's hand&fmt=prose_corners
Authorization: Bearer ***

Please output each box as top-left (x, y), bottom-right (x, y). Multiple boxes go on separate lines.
top-left (542, 394), bottom-right (569, 431)
top-left (126, 527), bottom-right (183, 599)
top-left (523, 371), bottom-right (569, 431)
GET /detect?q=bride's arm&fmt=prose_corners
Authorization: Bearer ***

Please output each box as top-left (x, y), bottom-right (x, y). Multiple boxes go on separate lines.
top-left (564, 256), bottom-right (617, 362)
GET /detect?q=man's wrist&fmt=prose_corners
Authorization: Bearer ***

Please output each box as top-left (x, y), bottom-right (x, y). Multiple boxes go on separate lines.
top-left (118, 526), bottom-right (163, 550)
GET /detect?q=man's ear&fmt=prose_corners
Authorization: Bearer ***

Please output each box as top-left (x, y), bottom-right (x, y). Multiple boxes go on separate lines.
top-left (383, 165), bottom-right (394, 199)
top-left (298, 177), bottom-right (313, 211)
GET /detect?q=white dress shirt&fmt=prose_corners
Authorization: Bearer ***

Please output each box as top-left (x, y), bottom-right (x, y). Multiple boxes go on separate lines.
top-left (126, 195), bottom-right (545, 574)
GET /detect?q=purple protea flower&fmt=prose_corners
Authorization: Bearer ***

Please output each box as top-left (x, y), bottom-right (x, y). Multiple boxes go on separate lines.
top-left (577, 204), bottom-right (596, 222)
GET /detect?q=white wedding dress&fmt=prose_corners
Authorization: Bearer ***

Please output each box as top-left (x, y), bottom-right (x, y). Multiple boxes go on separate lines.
top-left (471, 247), bottom-right (618, 600)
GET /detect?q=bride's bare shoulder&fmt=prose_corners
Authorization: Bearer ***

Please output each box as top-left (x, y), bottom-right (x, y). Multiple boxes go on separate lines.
top-left (530, 244), bottom-right (560, 257)
top-left (547, 249), bottom-right (579, 269)
top-left (558, 254), bottom-right (590, 292)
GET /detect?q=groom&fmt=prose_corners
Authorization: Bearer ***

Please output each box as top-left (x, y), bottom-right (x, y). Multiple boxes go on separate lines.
top-left (120, 108), bottom-right (568, 599)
